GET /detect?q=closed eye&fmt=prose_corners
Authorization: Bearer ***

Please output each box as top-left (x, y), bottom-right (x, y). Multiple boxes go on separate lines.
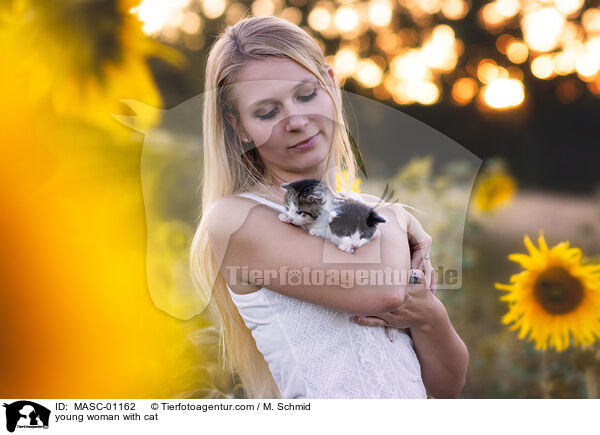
top-left (257, 89), bottom-right (318, 121)
top-left (298, 89), bottom-right (317, 102)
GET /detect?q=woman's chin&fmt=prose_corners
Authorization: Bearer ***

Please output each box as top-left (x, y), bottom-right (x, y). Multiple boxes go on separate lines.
top-left (293, 149), bottom-right (329, 166)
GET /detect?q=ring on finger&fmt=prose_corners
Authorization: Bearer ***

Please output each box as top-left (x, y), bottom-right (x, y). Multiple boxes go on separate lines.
top-left (409, 270), bottom-right (419, 284)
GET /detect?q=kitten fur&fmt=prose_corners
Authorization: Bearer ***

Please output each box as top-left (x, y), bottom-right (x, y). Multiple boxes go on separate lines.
top-left (278, 178), bottom-right (387, 253)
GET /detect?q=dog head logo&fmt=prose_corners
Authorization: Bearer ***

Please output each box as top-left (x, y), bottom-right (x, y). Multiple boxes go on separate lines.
top-left (3, 401), bottom-right (50, 432)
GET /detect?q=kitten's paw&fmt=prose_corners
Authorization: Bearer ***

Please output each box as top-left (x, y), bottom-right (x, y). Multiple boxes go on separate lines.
top-left (337, 244), bottom-right (355, 254)
top-left (350, 240), bottom-right (367, 250)
top-left (385, 326), bottom-right (399, 342)
top-left (310, 229), bottom-right (327, 238)
top-left (278, 212), bottom-right (289, 222)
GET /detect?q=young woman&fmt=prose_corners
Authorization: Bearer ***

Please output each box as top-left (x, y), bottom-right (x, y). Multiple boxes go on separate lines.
top-left (190, 15), bottom-right (468, 399)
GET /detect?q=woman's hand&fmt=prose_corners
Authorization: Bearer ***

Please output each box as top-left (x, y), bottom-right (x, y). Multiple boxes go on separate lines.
top-left (404, 207), bottom-right (437, 296)
top-left (351, 269), bottom-right (443, 331)
top-left (356, 196), bottom-right (436, 294)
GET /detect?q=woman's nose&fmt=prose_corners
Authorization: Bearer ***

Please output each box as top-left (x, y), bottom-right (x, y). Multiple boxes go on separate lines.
top-left (285, 113), bottom-right (309, 131)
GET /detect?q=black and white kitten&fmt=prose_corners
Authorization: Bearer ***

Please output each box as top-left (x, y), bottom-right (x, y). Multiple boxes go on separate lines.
top-left (277, 178), bottom-right (387, 253)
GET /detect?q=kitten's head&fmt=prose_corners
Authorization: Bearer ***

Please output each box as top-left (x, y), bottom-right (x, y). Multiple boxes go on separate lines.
top-left (366, 209), bottom-right (386, 228)
top-left (328, 203), bottom-right (387, 249)
top-left (280, 178), bottom-right (332, 225)
top-left (358, 209), bottom-right (386, 244)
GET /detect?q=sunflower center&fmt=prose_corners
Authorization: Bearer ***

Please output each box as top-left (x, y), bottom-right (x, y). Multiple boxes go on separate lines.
top-left (533, 266), bottom-right (584, 314)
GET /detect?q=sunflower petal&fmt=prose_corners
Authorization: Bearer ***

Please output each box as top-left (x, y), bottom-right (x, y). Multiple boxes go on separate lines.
top-left (563, 247), bottom-right (582, 262)
top-left (508, 253), bottom-right (534, 268)
top-left (523, 234), bottom-right (540, 257)
top-left (537, 231), bottom-right (549, 253)
top-left (495, 283), bottom-right (515, 291)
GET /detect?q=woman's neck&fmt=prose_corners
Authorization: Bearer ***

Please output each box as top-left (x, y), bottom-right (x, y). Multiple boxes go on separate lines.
top-left (264, 161), bottom-right (336, 187)
top-left (248, 162), bottom-right (338, 202)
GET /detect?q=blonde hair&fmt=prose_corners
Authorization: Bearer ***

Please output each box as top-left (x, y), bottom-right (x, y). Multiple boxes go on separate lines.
top-left (190, 15), bottom-right (360, 398)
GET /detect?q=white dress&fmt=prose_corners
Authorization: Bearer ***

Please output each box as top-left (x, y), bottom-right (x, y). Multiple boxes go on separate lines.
top-left (227, 192), bottom-right (427, 399)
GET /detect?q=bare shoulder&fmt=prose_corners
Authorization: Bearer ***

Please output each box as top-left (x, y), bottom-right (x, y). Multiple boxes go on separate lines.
top-left (206, 196), bottom-right (251, 237)
top-left (353, 193), bottom-right (408, 224)
top-left (356, 192), bottom-right (382, 205)
top-left (205, 195), bottom-right (275, 260)
top-left (338, 191), bottom-right (380, 206)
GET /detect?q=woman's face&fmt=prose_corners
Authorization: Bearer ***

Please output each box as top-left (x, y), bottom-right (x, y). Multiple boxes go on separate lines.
top-left (225, 58), bottom-right (337, 177)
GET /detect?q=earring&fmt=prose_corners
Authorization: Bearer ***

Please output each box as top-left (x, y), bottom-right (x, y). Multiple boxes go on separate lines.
top-left (241, 137), bottom-right (250, 143)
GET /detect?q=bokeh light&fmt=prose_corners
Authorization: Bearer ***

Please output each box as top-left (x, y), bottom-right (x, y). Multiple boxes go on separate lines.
top-left (506, 41), bottom-right (529, 64)
top-left (452, 77), bottom-right (478, 105)
top-left (476, 0), bottom-right (600, 102)
top-left (356, 58), bottom-right (384, 87)
top-left (531, 55), bottom-right (555, 79)
top-left (483, 78), bottom-right (525, 108)
top-left (127, 0), bottom-right (600, 110)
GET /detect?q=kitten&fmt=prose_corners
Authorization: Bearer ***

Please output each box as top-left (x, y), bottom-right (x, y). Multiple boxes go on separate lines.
top-left (278, 178), bottom-right (401, 342)
top-left (278, 178), bottom-right (386, 253)
top-left (277, 178), bottom-right (338, 242)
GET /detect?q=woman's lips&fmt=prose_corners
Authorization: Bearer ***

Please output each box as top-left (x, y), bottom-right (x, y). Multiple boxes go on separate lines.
top-left (289, 132), bottom-right (319, 150)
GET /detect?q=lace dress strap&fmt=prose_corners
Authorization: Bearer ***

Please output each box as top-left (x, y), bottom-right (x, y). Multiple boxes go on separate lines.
top-left (235, 192), bottom-right (286, 213)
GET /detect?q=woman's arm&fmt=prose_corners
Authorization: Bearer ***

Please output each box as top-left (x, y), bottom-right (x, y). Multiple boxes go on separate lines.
top-left (206, 195), bottom-right (413, 315)
top-left (410, 297), bottom-right (469, 398)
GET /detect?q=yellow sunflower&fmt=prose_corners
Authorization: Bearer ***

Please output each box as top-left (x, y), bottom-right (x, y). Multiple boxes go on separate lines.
top-left (495, 231), bottom-right (600, 352)
top-left (0, 0), bottom-right (183, 136)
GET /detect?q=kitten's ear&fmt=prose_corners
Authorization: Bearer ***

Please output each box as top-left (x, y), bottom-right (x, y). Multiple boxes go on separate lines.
top-left (280, 182), bottom-right (292, 190)
top-left (366, 210), bottom-right (386, 227)
top-left (306, 192), bottom-right (325, 203)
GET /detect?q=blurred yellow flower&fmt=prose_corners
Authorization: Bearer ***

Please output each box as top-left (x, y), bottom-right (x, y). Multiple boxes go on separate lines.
top-left (336, 170), bottom-right (361, 192)
top-left (146, 219), bottom-right (206, 320)
top-left (473, 172), bottom-right (516, 212)
top-left (495, 231), bottom-right (600, 352)
top-left (0, 0), bottom-right (183, 135)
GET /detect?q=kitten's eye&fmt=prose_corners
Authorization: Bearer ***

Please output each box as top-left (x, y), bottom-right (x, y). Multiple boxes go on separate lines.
top-left (297, 211), bottom-right (303, 215)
